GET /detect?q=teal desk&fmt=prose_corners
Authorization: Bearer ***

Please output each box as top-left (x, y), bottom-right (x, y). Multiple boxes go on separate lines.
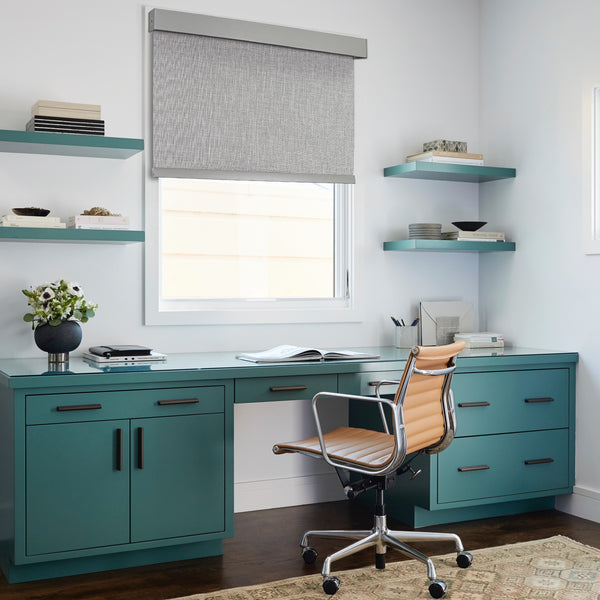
top-left (0, 347), bottom-right (577, 582)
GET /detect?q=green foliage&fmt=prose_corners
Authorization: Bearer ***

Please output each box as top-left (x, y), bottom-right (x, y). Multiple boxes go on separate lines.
top-left (22, 280), bottom-right (98, 330)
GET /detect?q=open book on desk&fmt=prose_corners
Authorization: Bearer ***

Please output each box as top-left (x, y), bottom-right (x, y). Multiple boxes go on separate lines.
top-left (236, 345), bottom-right (380, 364)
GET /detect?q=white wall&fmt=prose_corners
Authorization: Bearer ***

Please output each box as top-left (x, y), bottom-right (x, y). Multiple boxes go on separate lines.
top-left (479, 0), bottom-right (600, 523)
top-left (0, 0), bottom-right (481, 510)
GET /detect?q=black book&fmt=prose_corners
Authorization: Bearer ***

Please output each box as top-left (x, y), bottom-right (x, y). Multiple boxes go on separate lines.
top-left (30, 115), bottom-right (105, 126)
top-left (88, 345), bottom-right (153, 358)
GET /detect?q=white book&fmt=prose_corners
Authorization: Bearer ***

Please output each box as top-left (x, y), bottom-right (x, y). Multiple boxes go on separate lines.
top-left (455, 332), bottom-right (504, 342)
top-left (2, 214), bottom-right (61, 223)
top-left (443, 231), bottom-right (505, 240)
top-left (415, 156), bottom-right (484, 165)
top-left (236, 344), bottom-right (380, 363)
top-left (82, 351), bottom-right (166, 363)
top-left (1, 221), bottom-right (66, 228)
top-left (68, 224), bottom-right (131, 230)
top-left (68, 215), bottom-right (129, 226)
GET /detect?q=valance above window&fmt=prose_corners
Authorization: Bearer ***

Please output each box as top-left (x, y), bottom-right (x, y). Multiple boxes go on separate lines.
top-left (149, 9), bottom-right (367, 184)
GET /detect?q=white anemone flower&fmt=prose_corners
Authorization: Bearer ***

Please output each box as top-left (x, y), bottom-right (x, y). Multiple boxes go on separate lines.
top-left (67, 282), bottom-right (83, 296)
top-left (39, 287), bottom-right (55, 302)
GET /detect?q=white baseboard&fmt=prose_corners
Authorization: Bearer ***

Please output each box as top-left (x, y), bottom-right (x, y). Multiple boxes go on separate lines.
top-left (234, 472), bottom-right (346, 513)
top-left (556, 486), bottom-right (600, 524)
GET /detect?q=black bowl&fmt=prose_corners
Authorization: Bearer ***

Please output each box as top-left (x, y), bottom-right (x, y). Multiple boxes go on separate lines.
top-left (13, 207), bottom-right (51, 217)
top-left (452, 221), bottom-right (487, 231)
top-left (12, 207), bottom-right (50, 217)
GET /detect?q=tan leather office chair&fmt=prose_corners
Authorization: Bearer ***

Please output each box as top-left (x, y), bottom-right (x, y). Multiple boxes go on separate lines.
top-left (273, 341), bottom-right (471, 598)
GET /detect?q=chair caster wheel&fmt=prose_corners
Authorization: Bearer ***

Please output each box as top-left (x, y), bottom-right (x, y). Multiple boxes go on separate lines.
top-left (456, 551), bottom-right (473, 568)
top-left (323, 576), bottom-right (340, 595)
top-left (428, 579), bottom-right (447, 599)
top-left (302, 546), bottom-right (318, 564)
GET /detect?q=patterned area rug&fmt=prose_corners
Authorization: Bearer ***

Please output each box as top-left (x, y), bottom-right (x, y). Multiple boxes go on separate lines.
top-left (172, 536), bottom-right (600, 600)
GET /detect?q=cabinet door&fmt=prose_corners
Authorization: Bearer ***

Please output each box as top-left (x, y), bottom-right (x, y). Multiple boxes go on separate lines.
top-left (130, 413), bottom-right (225, 542)
top-left (26, 420), bottom-right (129, 555)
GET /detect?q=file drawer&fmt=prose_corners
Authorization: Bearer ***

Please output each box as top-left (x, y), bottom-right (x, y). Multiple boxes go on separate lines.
top-left (235, 374), bottom-right (337, 403)
top-left (26, 386), bottom-right (225, 424)
top-left (452, 369), bottom-right (569, 436)
top-left (437, 428), bottom-right (569, 504)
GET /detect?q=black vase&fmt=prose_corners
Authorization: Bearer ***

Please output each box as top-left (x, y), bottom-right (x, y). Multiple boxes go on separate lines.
top-left (34, 320), bottom-right (82, 363)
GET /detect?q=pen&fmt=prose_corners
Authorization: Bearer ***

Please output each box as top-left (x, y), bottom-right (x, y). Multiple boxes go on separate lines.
top-left (400, 319), bottom-right (406, 327)
top-left (411, 318), bottom-right (419, 326)
top-left (390, 316), bottom-right (401, 326)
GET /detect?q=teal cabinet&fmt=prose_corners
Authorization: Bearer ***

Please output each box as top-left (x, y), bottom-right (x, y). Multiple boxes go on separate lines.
top-left (342, 357), bottom-right (577, 527)
top-left (131, 413), bottom-right (226, 542)
top-left (1, 379), bottom-right (233, 583)
top-left (26, 420), bottom-right (130, 555)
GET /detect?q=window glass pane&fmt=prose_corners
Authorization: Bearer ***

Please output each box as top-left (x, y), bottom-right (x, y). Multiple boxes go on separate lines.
top-left (160, 179), bottom-right (338, 300)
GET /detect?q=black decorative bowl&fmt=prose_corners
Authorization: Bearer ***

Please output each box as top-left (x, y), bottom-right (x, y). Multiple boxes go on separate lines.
top-left (452, 221), bottom-right (487, 231)
top-left (12, 207), bottom-right (50, 217)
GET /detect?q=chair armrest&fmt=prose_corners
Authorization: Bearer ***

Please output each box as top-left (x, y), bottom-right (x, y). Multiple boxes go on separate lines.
top-left (311, 391), bottom-right (408, 476)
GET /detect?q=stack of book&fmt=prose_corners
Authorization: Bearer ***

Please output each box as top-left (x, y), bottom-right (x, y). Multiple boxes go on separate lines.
top-left (67, 214), bottom-right (130, 230)
top-left (1, 214), bottom-right (66, 228)
top-left (406, 150), bottom-right (484, 165)
top-left (442, 230), bottom-right (505, 242)
top-left (26, 100), bottom-right (104, 136)
top-left (454, 332), bottom-right (505, 349)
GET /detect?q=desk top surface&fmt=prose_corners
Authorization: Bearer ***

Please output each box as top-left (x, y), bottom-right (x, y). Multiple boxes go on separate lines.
top-left (0, 346), bottom-right (579, 389)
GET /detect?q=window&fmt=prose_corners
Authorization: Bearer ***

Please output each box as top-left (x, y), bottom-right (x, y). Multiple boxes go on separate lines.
top-left (160, 179), bottom-right (350, 304)
top-left (145, 9), bottom-right (365, 323)
top-left (584, 86), bottom-right (600, 253)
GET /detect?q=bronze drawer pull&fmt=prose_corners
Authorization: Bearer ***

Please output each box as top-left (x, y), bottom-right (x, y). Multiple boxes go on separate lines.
top-left (524, 458), bottom-right (554, 465)
top-left (269, 385), bottom-right (308, 392)
top-left (137, 427), bottom-right (144, 469)
top-left (458, 401), bottom-right (490, 407)
top-left (524, 397), bottom-right (554, 403)
top-left (458, 465), bottom-right (490, 472)
top-left (157, 398), bottom-right (199, 406)
top-left (116, 428), bottom-right (123, 471)
top-left (56, 403), bottom-right (102, 412)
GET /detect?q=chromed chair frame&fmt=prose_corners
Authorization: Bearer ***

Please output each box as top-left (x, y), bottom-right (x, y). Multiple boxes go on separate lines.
top-left (290, 347), bottom-right (468, 596)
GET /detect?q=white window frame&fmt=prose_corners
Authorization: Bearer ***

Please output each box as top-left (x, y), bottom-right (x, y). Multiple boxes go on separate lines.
top-left (583, 85), bottom-right (600, 253)
top-left (143, 178), bottom-right (358, 325)
top-left (143, 11), bottom-right (359, 326)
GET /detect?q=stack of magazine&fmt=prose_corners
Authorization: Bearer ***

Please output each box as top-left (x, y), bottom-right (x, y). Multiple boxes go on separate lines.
top-left (1, 214), bottom-right (65, 228)
top-left (26, 100), bottom-right (104, 136)
top-left (454, 332), bottom-right (504, 349)
top-left (83, 345), bottom-right (166, 363)
top-left (442, 230), bottom-right (505, 242)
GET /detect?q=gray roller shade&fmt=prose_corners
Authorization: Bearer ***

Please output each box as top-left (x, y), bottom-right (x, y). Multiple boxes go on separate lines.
top-left (150, 11), bottom-right (365, 183)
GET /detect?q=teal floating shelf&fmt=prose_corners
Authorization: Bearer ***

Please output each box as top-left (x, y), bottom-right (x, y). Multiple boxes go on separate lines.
top-left (383, 161), bottom-right (516, 183)
top-left (383, 239), bottom-right (516, 252)
top-left (0, 129), bottom-right (144, 159)
top-left (0, 227), bottom-right (145, 244)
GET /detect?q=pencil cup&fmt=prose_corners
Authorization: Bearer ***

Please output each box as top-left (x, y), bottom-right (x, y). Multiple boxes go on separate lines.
top-left (394, 326), bottom-right (419, 349)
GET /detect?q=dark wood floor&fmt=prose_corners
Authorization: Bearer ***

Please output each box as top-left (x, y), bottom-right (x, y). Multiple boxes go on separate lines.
top-left (2, 501), bottom-right (600, 600)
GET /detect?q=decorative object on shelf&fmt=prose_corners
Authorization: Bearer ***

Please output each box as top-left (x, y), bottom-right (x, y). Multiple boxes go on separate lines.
top-left (82, 206), bottom-right (121, 216)
top-left (408, 222), bottom-right (441, 239)
top-left (27, 100), bottom-right (104, 136)
top-left (22, 279), bottom-right (97, 364)
top-left (451, 221), bottom-right (487, 231)
top-left (423, 139), bottom-right (467, 153)
top-left (12, 207), bottom-right (50, 217)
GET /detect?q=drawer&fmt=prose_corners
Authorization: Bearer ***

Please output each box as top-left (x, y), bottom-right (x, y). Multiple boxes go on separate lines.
top-left (235, 374), bottom-right (337, 403)
top-left (340, 371), bottom-right (404, 396)
top-left (26, 386), bottom-right (225, 424)
top-left (437, 429), bottom-right (570, 504)
top-left (452, 369), bottom-right (569, 436)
